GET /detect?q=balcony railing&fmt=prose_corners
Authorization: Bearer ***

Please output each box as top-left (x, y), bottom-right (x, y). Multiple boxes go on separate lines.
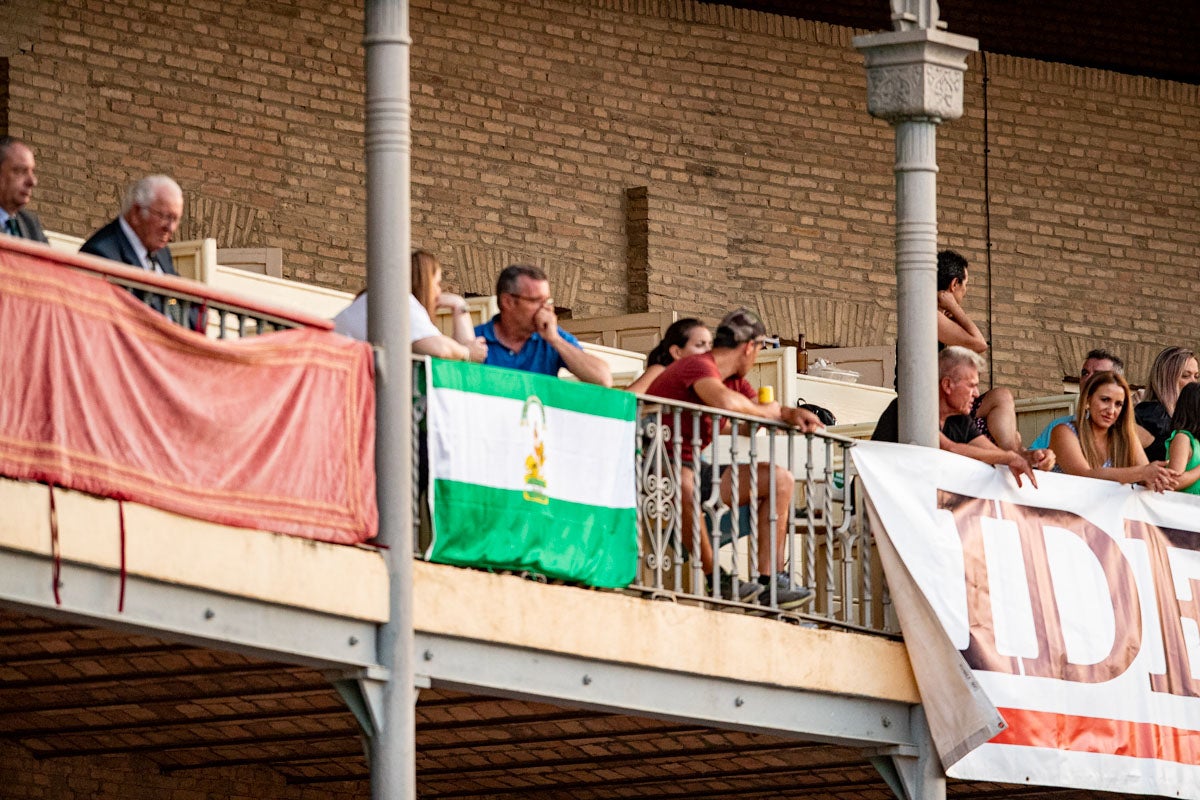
top-left (5, 237), bottom-right (333, 338)
top-left (410, 358), bottom-right (895, 636)
top-left (632, 397), bottom-right (893, 633)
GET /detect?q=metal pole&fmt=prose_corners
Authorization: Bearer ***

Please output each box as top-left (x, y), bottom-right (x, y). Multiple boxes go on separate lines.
top-left (365, 1), bottom-right (415, 798)
top-left (894, 119), bottom-right (940, 447)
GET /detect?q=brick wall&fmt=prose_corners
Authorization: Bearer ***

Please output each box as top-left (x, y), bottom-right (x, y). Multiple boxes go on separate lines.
top-left (2, 0), bottom-right (1197, 394)
top-left (0, 740), bottom-right (364, 800)
top-left (0, 0), bottom-right (366, 288)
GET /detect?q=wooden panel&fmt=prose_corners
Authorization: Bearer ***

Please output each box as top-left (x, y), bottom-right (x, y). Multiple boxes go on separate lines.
top-left (744, 346), bottom-right (800, 406)
top-left (432, 295), bottom-right (498, 337)
top-left (808, 345), bottom-right (895, 389)
top-left (166, 238), bottom-right (218, 283)
top-left (561, 311), bottom-right (678, 354)
top-left (44, 229), bottom-right (84, 254)
top-left (1015, 394), bottom-right (1078, 447)
top-left (217, 246), bottom-right (283, 278)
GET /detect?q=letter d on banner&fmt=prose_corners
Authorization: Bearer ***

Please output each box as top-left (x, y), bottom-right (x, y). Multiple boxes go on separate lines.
top-left (941, 491), bottom-right (1142, 683)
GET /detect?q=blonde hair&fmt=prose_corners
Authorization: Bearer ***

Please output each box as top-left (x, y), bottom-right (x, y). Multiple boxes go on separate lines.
top-left (411, 250), bottom-right (440, 315)
top-left (1143, 346), bottom-right (1196, 416)
top-left (1075, 371), bottom-right (1138, 469)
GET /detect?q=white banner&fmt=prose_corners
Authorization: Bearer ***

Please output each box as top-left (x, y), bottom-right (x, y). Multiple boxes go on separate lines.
top-left (852, 441), bottom-right (1200, 799)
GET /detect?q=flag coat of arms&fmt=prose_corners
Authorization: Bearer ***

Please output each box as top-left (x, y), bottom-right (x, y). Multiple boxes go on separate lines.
top-left (422, 359), bottom-right (638, 588)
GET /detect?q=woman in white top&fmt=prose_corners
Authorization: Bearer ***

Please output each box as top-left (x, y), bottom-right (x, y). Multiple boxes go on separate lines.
top-left (334, 250), bottom-right (487, 363)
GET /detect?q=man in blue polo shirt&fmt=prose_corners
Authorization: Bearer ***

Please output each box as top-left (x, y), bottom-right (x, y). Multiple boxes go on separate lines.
top-left (476, 264), bottom-right (612, 386)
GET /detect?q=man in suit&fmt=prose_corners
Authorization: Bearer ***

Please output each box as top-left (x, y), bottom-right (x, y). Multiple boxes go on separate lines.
top-left (81, 175), bottom-right (197, 325)
top-left (0, 137), bottom-right (49, 243)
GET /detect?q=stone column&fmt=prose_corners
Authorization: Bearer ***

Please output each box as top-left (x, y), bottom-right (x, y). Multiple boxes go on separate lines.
top-left (853, 28), bottom-right (977, 447)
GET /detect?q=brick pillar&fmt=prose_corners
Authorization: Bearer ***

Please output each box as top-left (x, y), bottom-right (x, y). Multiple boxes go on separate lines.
top-left (624, 185), bottom-right (731, 320)
top-left (625, 186), bottom-right (649, 313)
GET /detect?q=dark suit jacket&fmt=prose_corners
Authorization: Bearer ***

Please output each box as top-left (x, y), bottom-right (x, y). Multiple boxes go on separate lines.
top-left (5, 209), bottom-right (48, 244)
top-left (80, 218), bottom-right (178, 276)
top-left (80, 218), bottom-right (201, 329)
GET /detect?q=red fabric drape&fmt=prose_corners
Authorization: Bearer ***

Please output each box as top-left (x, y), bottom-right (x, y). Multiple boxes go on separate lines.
top-left (0, 249), bottom-right (377, 544)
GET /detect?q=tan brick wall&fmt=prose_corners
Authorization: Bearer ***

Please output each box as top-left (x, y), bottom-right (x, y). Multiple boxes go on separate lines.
top-left (0, 740), bottom-right (364, 800)
top-left (2, 0), bottom-right (1197, 394)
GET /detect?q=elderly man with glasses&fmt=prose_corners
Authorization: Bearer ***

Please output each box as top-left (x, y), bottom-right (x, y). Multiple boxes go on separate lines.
top-left (81, 175), bottom-right (184, 278)
top-left (475, 264), bottom-right (612, 386)
top-left (80, 175), bottom-right (198, 326)
top-left (645, 308), bottom-right (824, 608)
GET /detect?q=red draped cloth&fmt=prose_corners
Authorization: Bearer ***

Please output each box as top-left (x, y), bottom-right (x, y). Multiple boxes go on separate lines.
top-left (0, 248), bottom-right (377, 544)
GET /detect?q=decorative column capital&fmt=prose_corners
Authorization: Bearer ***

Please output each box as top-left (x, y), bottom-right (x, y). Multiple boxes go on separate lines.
top-left (853, 29), bottom-right (979, 124)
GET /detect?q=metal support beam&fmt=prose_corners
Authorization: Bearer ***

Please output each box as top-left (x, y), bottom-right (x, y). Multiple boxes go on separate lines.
top-left (0, 549), bottom-right (379, 670)
top-left (414, 632), bottom-right (917, 749)
top-left (364, 0), bottom-right (415, 798)
top-left (868, 706), bottom-right (946, 800)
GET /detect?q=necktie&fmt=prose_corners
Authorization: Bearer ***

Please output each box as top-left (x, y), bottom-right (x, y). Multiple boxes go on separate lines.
top-left (147, 250), bottom-right (164, 273)
top-left (4, 218), bottom-right (19, 237)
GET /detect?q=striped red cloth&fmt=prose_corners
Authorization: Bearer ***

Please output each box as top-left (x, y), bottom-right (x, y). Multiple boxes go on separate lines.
top-left (0, 248), bottom-right (376, 544)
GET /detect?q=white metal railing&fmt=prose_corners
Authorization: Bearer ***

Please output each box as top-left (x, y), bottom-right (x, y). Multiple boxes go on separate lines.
top-left (632, 396), bottom-right (894, 632)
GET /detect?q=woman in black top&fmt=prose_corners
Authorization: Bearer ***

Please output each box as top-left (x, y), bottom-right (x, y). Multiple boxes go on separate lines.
top-left (1136, 346), bottom-right (1199, 461)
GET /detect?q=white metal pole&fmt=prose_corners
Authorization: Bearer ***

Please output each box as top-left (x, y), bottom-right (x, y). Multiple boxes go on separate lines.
top-left (365, 0), bottom-right (415, 797)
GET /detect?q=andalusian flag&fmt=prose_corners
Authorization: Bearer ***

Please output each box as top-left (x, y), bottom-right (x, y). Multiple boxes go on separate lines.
top-left (422, 359), bottom-right (638, 588)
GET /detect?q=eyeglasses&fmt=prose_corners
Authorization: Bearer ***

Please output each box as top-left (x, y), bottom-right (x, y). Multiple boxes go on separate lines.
top-left (745, 336), bottom-right (779, 350)
top-left (142, 206), bottom-right (181, 226)
top-left (508, 293), bottom-right (551, 306)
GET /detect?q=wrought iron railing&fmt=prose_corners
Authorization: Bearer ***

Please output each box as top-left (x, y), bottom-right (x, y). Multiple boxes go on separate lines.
top-left (632, 396), bottom-right (894, 633)
top-left (408, 357), bottom-right (895, 635)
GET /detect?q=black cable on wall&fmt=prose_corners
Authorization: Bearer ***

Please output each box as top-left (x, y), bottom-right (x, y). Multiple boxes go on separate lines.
top-left (981, 50), bottom-right (995, 387)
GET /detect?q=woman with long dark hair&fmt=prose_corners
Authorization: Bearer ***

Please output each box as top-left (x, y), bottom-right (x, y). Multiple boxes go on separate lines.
top-left (1166, 382), bottom-right (1200, 494)
top-left (626, 318), bottom-right (712, 394)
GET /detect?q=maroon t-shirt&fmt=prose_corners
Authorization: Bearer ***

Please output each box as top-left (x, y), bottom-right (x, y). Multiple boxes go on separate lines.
top-left (645, 352), bottom-right (755, 462)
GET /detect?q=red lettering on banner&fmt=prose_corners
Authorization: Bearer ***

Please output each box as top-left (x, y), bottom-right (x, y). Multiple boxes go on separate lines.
top-left (991, 707), bottom-right (1200, 766)
top-left (940, 491), bottom-right (1141, 682)
top-left (1125, 520), bottom-right (1200, 699)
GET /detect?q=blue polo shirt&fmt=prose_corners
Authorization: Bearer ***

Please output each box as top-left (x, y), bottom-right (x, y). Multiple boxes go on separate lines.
top-left (475, 315), bottom-right (583, 376)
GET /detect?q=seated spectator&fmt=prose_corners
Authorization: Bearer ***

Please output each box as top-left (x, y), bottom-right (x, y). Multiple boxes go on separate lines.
top-left (936, 250), bottom-right (1021, 451)
top-left (626, 318), bottom-right (712, 394)
top-left (1029, 348), bottom-right (1124, 450)
top-left (333, 250), bottom-right (487, 362)
top-left (475, 264), bottom-right (611, 386)
top-left (0, 137), bottom-right (48, 243)
top-left (1167, 383), bottom-right (1200, 495)
top-left (873, 347), bottom-right (1054, 486)
top-left (646, 308), bottom-right (823, 608)
top-left (1135, 346), bottom-right (1198, 462)
top-left (1050, 371), bottom-right (1177, 492)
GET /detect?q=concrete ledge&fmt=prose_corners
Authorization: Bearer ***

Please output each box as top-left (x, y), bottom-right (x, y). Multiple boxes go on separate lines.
top-left (0, 478), bottom-right (387, 622)
top-left (413, 559), bottom-right (919, 704)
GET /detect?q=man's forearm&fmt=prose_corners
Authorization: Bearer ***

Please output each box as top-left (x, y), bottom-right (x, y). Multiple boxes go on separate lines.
top-left (555, 340), bottom-right (613, 387)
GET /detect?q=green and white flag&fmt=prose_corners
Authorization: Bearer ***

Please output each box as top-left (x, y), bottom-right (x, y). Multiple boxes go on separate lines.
top-left (422, 359), bottom-right (638, 588)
